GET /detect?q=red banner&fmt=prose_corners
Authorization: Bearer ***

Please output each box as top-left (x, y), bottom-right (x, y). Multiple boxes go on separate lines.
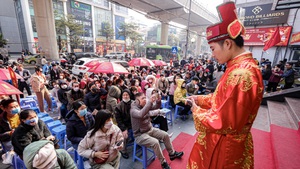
top-left (243, 26), bottom-right (292, 46)
top-left (8, 67), bottom-right (18, 88)
top-left (290, 32), bottom-right (300, 44)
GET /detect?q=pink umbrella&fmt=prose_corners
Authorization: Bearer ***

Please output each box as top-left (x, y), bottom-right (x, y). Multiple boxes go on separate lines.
top-left (0, 69), bottom-right (23, 80)
top-left (0, 80), bottom-right (23, 95)
top-left (128, 58), bottom-right (155, 67)
top-left (84, 60), bottom-right (102, 68)
top-left (152, 60), bottom-right (167, 66)
top-left (88, 62), bottom-right (128, 74)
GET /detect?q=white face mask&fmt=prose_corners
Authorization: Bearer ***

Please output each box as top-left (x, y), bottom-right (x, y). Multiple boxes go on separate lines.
top-left (123, 98), bottom-right (130, 103)
top-left (60, 76), bottom-right (64, 79)
top-left (73, 87), bottom-right (79, 91)
top-left (104, 120), bottom-right (113, 129)
top-left (61, 85), bottom-right (67, 89)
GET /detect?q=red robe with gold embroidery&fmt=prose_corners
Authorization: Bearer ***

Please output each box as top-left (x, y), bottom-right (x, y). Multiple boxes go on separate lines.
top-left (188, 52), bottom-right (264, 169)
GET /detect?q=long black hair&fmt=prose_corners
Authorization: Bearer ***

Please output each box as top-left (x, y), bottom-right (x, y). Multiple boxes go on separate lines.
top-left (90, 110), bottom-right (113, 137)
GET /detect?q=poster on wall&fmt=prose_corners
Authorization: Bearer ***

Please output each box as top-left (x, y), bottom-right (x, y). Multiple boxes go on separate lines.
top-left (243, 26), bottom-right (292, 46)
top-left (290, 32), bottom-right (300, 44)
top-left (239, 3), bottom-right (289, 26)
top-left (115, 15), bottom-right (125, 40)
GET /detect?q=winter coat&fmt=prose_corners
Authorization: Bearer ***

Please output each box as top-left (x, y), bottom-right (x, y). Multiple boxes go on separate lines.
top-left (0, 112), bottom-right (17, 142)
top-left (157, 78), bottom-right (169, 93)
top-left (66, 89), bottom-right (84, 110)
top-left (23, 140), bottom-right (76, 169)
top-left (30, 73), bottom-right (47, 93)
top-left (78, 124), bottom-right (123, 163)
top-left (106, 86), bottom-right (121, 115)
top-left (66, 110), bottom-right (95, 146)
top-left (174, 79), bottom-right (187, 104)
top-left (84, 89), bottom-right (107, 112)
top-left (11, 120), bottom-right (52, 157)
top-left (115, 92), bottom-right (132, 132)
top-left (186, 82), bottom-right (198, 95)
top-left (58, 87), bottom-right (70, 105)
top-left (141, 80), bottom-right (150, 94)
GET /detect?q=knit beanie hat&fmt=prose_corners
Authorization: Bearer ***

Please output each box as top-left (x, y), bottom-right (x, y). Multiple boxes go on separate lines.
top-left (23, 140), bottom-right (58, 169)
top-left (32, 142), bottom-right (57, 169)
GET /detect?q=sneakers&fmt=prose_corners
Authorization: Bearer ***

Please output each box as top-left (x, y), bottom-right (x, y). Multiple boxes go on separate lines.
top-left (161, 161), bottom-right (171, 169)
top-left (169, 151), bottom-right (184, 161)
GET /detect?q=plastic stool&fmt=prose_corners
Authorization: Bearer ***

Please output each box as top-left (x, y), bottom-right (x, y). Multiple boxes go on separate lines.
top-left (20, 98), bottom-right (34, 107)
top-left (37, 112), bottom-right (49, 118)
top-left (12, 154), bottom-right (26, 169)
top-left (21, 105), bottom-right (31, 110)
top-left (161, 96), bottom-right (170, 109)
top-left (52, 125), bottom-right (66, 148)
top-left (161, 108), bottom-right (172, 125)
top-left (132, 140), bottom-right (156, 169)
top-left (174, 105), bottom-right (185, 119)
top-left (24, 100), bottom-right (38, 108)
top-left (47, 120), bottom-right (62, 131)
top-left (31, 107), bottom-right (40, 114)
top-left (40, 116), bottom-right (54, 124)
top-left (74, 150), bottom-right (84, 169)
top-left (51, 100), bottom-right (57, 108)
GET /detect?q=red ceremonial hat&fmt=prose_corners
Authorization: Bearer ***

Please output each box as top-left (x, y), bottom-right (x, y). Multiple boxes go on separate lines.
top-left (206, 1), bottom-right (245, 43)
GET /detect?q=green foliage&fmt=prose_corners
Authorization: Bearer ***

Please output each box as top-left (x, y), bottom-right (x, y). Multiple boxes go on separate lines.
top-left (118, 23), bottom-right (143, 50)
top-left (98, 21), bottom-right (114, 44)
top-left (54, 11), bottom-right (84, 49)
top-left (0, 34), bottom-right (7, 48)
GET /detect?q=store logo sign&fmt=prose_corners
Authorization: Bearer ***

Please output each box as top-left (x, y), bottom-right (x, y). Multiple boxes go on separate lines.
top-left (252, 6), bottom-right (262, 15)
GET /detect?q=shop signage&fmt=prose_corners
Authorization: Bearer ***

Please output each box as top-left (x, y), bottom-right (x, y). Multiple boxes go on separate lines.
top-left (243, 26), bottom-right (292, 46)
top-left (290, 32), bottom-right (300, 44)
top-left (240, 3), bottom-right (289, 26)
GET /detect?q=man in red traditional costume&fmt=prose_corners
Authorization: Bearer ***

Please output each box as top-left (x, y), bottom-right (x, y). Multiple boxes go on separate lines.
top-left (186, 2), bottom-right (264, 169)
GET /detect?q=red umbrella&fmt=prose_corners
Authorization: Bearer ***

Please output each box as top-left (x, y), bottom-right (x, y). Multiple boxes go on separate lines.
top-left (88, 62), bottom-right (128, 74)
top-left (152, 60), bottom-right (167, 66)
top-left (84, 60), bottom-right (102, 68)
top-left (128, 58), bottom-right (155, 67)
top-left (0, 69), bottom-right (23, 80)
top-left (0, 80), bottom-right (23, 95)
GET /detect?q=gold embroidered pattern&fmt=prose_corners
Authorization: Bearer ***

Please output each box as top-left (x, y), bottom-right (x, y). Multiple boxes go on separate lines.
top-left (197, 132), bottom-right (207, 149)
top-left (225, 68), bottom-right (257, 92)
top-left (187, 161), bottom-right (199, 169)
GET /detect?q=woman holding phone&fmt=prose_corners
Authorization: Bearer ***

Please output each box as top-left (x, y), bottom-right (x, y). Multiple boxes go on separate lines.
top-left (78, 110), bottom-right (124, 169)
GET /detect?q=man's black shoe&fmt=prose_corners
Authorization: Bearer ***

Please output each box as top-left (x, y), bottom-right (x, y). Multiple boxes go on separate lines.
top-left (121, 152), bottom-right (129, 159)
top-left (169, 151), bottom-right (184, 161)
top-left (161, 162), bottom-right (171, 169)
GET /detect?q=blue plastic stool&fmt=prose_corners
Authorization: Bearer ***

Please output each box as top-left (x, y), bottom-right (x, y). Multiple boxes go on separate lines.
top-left (40, 116), bottom-right (54, 124)
top-left (161, 108), bottom-right (172, 125)
top-left (21, 105), bottom-right (31, 110)
top-left (132, 140), bottom-right (156, 169)
top-left (174, 105), bottom-right (185, 119)
top-left (37, 112), bottom-right (49, 118)
top-left (51, 100), bottom-right (57, 108)
top-left (74, 150), bottom-right (84, 169)
top-left (1, 142), bottom-right (7, 153)
top-left (24, 100), bottom-right (38, 108)
top-left (47, 120), bottom-right (62, 131)
top-left (20, 98), bottom-right (34, 107)
top-left (52, 125), bottom-right (66, 148)
top-left (31, 107), bottom-right (40, 114)
top-left (12, 155), bottom-right (26, 169)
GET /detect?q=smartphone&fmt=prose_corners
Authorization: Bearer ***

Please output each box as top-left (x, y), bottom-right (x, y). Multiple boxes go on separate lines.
top-left (116, 140), bottom-right (124, 146)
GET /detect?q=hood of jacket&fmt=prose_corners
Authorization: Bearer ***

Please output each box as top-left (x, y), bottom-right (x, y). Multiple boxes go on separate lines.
top-left (108, 85), bottom-right (121, 99)
top-left (141, 80), bottom-right (149, 93)
top-left (23, 140), bottom-right (55, 169)
top-left (145, 88), bottom-right (155, 101)
top-left (175, 79), bottom-right (185, 90)
top-left (145, 75), bottom-right (156, 86)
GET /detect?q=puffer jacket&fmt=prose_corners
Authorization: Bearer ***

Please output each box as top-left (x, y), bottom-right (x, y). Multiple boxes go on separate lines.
top-left (174, 79), bottom-right (187, 104)
top-left (77, 124), bottom-right (123, 163)
top-left (11, 120), bottom-right (52, 157)
top-left (115, 89), bottom-right (132, 132)
top-left (141, 80), bottom-right (150, 94)
top-left (66, 110), bottom-right (95, 146)
top-left (106, 85), bottom-right (121, 115)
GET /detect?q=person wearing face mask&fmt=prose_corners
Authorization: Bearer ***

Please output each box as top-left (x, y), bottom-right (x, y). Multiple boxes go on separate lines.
top-left (106, 86), bottom-right (121, 122)
top-left (146, 75), bottom-right (156, 88)
top-left (78, 110), bottom-right (124, 169)
top-left (169, 74), bottom-right (183, 108)
top-left (84, 82), bottom-right (108, 112)
top-left (141, 80), bottom-right (150, 94)
top-left (174, 79), bottom-right (191, 117)
top-left (115, 89), bottom-right (133, 159)
top-left (30, 66), bottom-right (52, 113)
top-left (66, 82), bottom-right (84, 111)
top-left (57, 80), bottom-right (71, 120)
top-left (130, 79), bottom-right (142, 93)
top-left (157, 74), bottom-right (169, 100)
top-left (0, 99), bottom-right (21, 151)
top-left (50, 64), bottom-right (60, 81)
top-left (11, 109), bottom-right (55, 158)
top-left (66, 101), bottom-right (95, 149)
top-left (130, 92), bottom-right (184, 169)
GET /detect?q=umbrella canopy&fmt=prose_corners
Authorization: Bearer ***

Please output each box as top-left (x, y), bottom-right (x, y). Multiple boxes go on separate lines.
top-left (152, 60), bottom-right (167, 66)
top-left (128, 58), bottom-right (155, 67)
top-left (0, 80), bottom-right (23, 95)
top-left (84, 60), bottom-right (102, 68)
top-left (88, 62), bottom-right (128, 74)
top-left (0, 69), bottom-right (23, 80)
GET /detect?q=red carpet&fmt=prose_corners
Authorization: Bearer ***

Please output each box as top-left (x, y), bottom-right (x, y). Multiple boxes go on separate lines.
top-left (251, 128), bottom-right (275, 169)
top-left (148, 132), bottom-right (198, 169)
